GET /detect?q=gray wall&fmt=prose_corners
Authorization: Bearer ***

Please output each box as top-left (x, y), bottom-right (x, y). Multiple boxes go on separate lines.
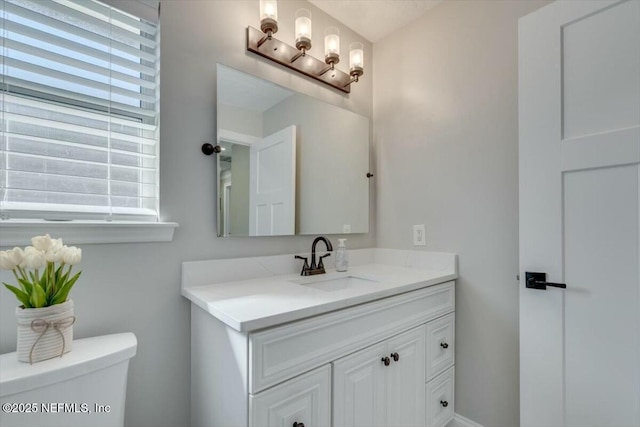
top-left (373, 1), bottom-right (549, 426)
top-left (218, 104), bottom-right (263, 137)
top-left (229, 144), bottom-right (250, 236)
top-left (0, 2), bottom-right (374, 427)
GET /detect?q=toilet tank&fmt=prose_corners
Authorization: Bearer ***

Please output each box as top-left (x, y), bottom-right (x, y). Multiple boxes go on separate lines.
top-left (0, 333), bottom-right (137, 427)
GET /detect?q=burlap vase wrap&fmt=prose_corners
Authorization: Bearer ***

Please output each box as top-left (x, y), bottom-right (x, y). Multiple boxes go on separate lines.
top-left (15, 299), bottom-right (75, 364)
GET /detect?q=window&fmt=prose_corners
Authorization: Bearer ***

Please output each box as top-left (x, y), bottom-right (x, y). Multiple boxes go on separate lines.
top-left (0, 0), bottom-right (160, 221)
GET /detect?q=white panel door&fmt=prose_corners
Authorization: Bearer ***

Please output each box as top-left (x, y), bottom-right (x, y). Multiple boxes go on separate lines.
top-left (333, 342), bottom-right (387, 427)
top-left (386, 326), bottom-right (426, 427)
top-left (519, 1), bottom-right (640, 426)
top-left (249, 364), bottom-right (331, 427)
top-left (249, 125), bottom-right (296, 236)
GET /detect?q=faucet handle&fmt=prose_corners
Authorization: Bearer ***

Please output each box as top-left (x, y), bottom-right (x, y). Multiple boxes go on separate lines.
top-left (318, 253), bottom-right (331, 269)
top-left (294, 255), bottom-right (310, 275)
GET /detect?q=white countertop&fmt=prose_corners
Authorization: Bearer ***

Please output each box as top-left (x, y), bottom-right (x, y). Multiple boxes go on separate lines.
top-left (181, 249), bottom-right (457, 332)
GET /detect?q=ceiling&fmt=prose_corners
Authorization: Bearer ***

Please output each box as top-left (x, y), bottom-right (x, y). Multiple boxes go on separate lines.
top-left (308, 0), bottom-right (443, 43)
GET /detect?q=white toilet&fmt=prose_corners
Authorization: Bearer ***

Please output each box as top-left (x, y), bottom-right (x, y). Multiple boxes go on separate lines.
top-left (0, 333), bottom-right (137, 427)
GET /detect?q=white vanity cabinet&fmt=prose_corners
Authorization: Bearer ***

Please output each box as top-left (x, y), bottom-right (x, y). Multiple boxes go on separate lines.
top-left (184, 249), bottom-right (458, 427)
top-left (190, 281), bottom-right (455, 427)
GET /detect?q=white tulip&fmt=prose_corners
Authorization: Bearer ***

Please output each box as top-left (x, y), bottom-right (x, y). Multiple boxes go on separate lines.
top-left (44, 247), bottom-right (64, 263)
top-left (51, 237), bottom-right (64, 251)
top-left (0, 247), bottom-right (23, 270)
top-left (62, 246), bottom-right (82, 265)
top-left (31, 234), bottom-right (54, 252)
top-left (8, 247), bottom-right (24, 268)
top-left (0, 251), bottom-right (16, 270)
top-left (22, 246), bottom-right (46, 270)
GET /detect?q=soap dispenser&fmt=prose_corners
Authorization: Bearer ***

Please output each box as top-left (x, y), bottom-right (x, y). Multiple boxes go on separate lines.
top-left (335, 238), bottom-right (349, 272)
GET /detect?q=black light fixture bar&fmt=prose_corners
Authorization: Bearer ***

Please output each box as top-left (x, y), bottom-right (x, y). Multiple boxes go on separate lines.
top-left (246, 26), bottom-right (352, 94)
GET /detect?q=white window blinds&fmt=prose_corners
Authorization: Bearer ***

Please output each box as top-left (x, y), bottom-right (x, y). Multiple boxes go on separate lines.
top-left (0, 0), bottom-right (159, 221)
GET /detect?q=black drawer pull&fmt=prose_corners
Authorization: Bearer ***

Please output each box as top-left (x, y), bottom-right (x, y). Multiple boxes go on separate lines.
top-left (390, 352), bottom-right (399, 362)
top-left (381, 356), bottom-right (390, 366)
top-left (440, 342), bottom-right (449, 349)
top-left (293, 422), bottom-right (305, 427)
top-left (440, 400), bottom-right (449, 408)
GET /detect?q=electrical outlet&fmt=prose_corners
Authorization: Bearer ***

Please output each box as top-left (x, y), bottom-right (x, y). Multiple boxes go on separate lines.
top-left (413, 224), bottom-right (426, 246)
top-left (343, 224), bottom-right (351, 233)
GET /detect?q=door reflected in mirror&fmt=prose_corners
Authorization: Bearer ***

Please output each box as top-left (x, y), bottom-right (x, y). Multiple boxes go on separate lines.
top-left (217, 64), bottom-right (369, 237)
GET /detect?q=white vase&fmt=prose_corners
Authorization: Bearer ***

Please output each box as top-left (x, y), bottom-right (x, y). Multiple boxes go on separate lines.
top-left (15, 299), bottom-right (75, 364)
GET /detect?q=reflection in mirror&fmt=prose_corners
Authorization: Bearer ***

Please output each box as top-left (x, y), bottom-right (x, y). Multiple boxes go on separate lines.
top-left (217, 64), bottom-right (369, 237)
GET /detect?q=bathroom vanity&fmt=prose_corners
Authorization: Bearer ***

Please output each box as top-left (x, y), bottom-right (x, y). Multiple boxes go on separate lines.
top-left (182, 249), bottom-right (457, 427)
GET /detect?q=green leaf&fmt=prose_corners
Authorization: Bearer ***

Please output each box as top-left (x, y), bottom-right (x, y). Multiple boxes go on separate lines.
top-left (17, 278), bottom-right (33, 294)
top-left (52, 271), bottom-right (81, 305)
top-left (45, 264), bottom-right (56, 302)
top-left (30, 283), bottom-right (47, 308)
top-left (3, 283), bottom-right (32, 308)
top-left (59, 267), bottom-right (70, 286)
top-left (55, 264), bottom-right (64, 286)
top-left (40, 269), bottom-right (48, 290)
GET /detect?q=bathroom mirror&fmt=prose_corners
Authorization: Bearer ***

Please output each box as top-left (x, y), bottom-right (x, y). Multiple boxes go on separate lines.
top-left (216, 64), bottom-right (369, 237)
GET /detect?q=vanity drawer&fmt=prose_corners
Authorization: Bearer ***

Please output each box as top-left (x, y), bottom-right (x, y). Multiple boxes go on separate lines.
top-left (249, 281), bottom-right (455, 393)
top-left (249, 364), bottom-right (331, 427)
top-left (426, 366), bottom-right (455, 427)
top-left (426, 313), bottom-right (455, 381)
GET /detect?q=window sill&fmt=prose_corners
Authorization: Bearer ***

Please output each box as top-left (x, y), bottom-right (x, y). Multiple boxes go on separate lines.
top-left (0, 220), bottom-right (179, 246)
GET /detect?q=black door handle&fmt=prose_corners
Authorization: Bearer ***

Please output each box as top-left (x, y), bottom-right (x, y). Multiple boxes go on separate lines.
top-left (525, 272), bottom-right (566, 290)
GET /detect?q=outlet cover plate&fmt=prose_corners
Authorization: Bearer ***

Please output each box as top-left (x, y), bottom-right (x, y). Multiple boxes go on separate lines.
top-left (413, 224), bottom-right (426, 246)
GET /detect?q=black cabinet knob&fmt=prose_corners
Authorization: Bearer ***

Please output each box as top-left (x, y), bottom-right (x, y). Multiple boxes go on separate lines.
top-left (440, 400), bottom-right (449, 408)
top-left (440, 342), bottom-right (449, 349)
top-left (293, 423), bottom-right (305, 427)
top-left (381, 356), bottom-right (390, 366)
top-left (390, 352), bottom-right (399, 362)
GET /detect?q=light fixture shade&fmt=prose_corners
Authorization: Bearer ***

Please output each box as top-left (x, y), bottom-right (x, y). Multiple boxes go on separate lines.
top-left (295, 9), bottom-right (312, 51)
top-left (324, 27), bottom-right (340, 64)
top-left (349, 42), bottom-right (364, 77)
top-left (260, 0), bottom-right (278, 34)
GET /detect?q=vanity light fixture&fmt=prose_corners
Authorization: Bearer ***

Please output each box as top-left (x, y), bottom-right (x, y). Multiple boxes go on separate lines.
top-left (246, 0), bottom-right (363, 93)
top-left (292, 8), bottom-right (312, 62)
top-left (257, 0), bottom-right (278, 47)
top-left (348, 42), bottom-right (364, 84)
top-left (319, 26), bottom-right (339, 76)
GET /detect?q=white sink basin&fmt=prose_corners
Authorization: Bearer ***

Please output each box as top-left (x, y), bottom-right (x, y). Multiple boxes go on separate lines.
top-left (290, 273), bottom-right (379, 292)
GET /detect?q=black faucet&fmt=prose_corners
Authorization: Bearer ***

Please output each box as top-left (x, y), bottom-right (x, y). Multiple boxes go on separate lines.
top-left (295, 236), bottom-right (334, 276)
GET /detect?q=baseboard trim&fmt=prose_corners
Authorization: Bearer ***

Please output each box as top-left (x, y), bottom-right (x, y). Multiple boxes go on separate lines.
top-left (447, 413), bottom-right (484, 427)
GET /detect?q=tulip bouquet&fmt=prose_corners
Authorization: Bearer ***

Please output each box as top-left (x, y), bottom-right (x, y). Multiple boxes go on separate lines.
top-left (1, 234), bottom-right (82, 309)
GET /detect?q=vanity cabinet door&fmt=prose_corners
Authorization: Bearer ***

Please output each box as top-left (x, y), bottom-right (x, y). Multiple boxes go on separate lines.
top-left (333, 326), bottom-right (426, 427)
top-left (332, 342), bottom-right (387, 427)
top-left (249, 364), bottom-right (331, 427)
top-left (386, 326), bottom-right (426, 426)
top-left (425, 313), bottom-right (455, 381)
top-left (426, 366), bottom-right (455, 427)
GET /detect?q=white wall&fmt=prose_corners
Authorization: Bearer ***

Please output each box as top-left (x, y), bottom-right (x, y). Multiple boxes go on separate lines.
top-left (0, 2), bottom-right (374, 426)
top-left (373, 1), bottom-right (549, 426)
